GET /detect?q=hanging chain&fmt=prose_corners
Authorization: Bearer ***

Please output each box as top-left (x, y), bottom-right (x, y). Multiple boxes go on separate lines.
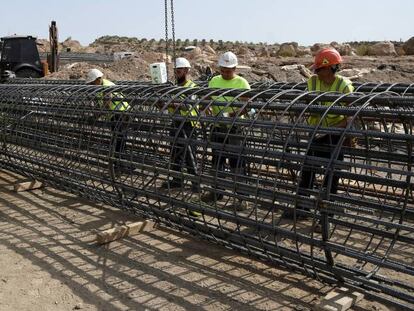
top-left (164, 0), bottom-right (169, 81)
top-left (163, 0), bottom-right (177, 83)
top-left (170, 0), bottom-right (177, 82)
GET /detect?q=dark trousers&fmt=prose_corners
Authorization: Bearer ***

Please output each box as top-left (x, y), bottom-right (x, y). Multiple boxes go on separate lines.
top-left (169, 121), bottom-right (198, 185)
top-left (299, 134), bottom-right (344, 196)
top-left (111, 114), bottom-right (128, 171)
top-left (211, 126), bottom-right (246, 173)
top-left (211, 126), bottom-right (246, 196)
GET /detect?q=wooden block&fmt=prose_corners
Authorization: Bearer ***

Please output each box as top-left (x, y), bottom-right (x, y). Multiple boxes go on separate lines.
top-left (314, 287), bottom-right (364, 311)
top-left (96, 220), bottom-right (149, 245)
top-left (13, 180), bottom-right (43, 192)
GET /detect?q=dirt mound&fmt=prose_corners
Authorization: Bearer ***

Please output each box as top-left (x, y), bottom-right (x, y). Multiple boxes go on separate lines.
top-left (38, 36), bottom-right (414, 84)
top-left (45, 53), bottom-right (166, 82)
top-left (61, 38), bottom-right (84, 53)
top-left (403, 37), bottom-right (414, 55)
top-left (36, 38), bottom-right (50, 53)
top-left (367, 41), bottom-right (397, 56)
top-left (45, 63), bottom-right (122, 81)
top-left (107, 55), bottom-right (151, 80)
top-left (45, 54), bottom-right (414, 85)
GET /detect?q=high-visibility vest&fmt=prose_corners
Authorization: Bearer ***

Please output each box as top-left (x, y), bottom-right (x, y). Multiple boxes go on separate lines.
top-left (307, 75), bottom-right (353, 127)
top-left (209, 75), bottom-right (250, 116)
top-left (169, 80), bottom-right (199, 126)
top-left (99, 79), bottom-right (130, 112)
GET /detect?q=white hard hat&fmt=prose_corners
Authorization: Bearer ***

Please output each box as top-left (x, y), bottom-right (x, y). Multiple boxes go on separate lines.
top-left (175, 57), bottom-right (191, 68)
top-left (85, 69), bottom-right (103, 84)
top-left (218, 51), bottom-right (238, 68)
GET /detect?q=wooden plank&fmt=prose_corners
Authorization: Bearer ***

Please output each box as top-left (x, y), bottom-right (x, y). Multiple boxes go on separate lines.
top-left (96, 220), bottom-right (149, 245)
top-left (13, 180), bottom-right (44, 192)
top-left (315, 287), bottom-right (364, 311)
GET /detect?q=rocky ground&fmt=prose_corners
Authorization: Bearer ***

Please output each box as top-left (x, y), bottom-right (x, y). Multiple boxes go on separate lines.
top-left (42, 36), bottom-right (414, 84)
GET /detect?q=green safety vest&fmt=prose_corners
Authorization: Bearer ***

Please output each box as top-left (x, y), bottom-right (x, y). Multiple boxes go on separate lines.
top-left (99, 79), bottom-right (130, 112)
top-left (307, 75), bottom-right (353, 127)
top-left (209, 75), bottom-right (251, 116)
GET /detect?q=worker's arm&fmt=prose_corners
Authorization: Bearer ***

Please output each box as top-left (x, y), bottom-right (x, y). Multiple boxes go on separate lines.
top-left (343, 84), bottom-right (354, 94)
top-left (88, 91), bottom-right (112, 123)
top-left (228, 100), bottom-right (248, 117)
top-left (104, 93), bottom-right (113, 110)
top-left (228, 81), bottom-right (251, 117)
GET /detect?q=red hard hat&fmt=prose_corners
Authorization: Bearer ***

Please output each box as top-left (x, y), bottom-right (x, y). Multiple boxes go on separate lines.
top-left (312, 48), bottom-right (343, 70)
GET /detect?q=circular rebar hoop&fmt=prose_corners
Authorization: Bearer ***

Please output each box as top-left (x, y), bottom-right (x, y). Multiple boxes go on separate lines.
top-left (0, 83), bottom-right (414, 308)
top-left (5, 78), bottom-right (414, 96)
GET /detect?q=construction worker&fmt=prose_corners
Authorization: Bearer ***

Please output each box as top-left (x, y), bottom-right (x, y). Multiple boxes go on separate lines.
top-left (201, 51), bottom-right (250, 211)
top-left (161, 57), bottom-right (200, 193)
top-left (284, 48), bottom-right (354, 219)
top-left (85, 69), bottom-right (130, 175)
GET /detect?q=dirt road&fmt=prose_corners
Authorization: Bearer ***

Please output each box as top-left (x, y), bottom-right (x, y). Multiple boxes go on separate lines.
top-left (0, 169), bottom-right (393, 310)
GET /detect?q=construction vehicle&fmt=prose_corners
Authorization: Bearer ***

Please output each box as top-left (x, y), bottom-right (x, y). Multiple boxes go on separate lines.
top-left (0, 21), bottom-right (58, 80)
top-left (0, 35), bottom-right (45, 78)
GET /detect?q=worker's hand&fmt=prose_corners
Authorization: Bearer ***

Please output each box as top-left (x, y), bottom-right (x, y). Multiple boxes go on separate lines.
top-left (349, 137), bottom-right (357, 148)
top-left (344, 136), bottom-right (357, 148)
top-left (203, 107), bottom-right (212, 115)
top-left (104, 99), bottom-right (112, 110)
top-left (247, 108), bottom-right (256, 118)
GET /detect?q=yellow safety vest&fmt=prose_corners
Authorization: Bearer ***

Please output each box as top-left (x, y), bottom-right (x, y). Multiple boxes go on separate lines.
top-left (169, 80), bottom-right (199, 127)
top-left (99, 79), bottom-right (130, 112)
top-left (307, 75), bottom-right (353, 127)
top-left (209, 75), bottom-right (250, 116)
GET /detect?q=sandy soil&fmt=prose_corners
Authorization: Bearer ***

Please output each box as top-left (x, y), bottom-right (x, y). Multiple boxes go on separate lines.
top-left (0, 169), bottom-right (397, 311)
top-left (46, 53), bottom-right (414, 85)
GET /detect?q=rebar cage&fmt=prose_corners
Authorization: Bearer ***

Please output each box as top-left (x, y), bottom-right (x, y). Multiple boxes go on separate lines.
top-left (1, 81), bottom-right (413, 308)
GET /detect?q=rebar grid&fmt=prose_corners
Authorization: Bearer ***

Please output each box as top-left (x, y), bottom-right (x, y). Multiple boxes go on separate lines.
top-left (6, 78), bottom-right (414, 95)
top-left (1, 83), bottom-right (414, 308)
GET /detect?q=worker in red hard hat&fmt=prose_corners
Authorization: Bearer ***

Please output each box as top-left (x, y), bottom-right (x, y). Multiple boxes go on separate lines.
top-left (309, 48), bottom-right (351, 96)
top-left (307, 47), bottom-right (353, 127)
top-left (283, 48), bottom-right (354, 221)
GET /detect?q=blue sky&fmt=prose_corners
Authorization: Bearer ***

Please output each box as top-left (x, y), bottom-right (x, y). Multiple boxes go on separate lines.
top-left (1, 0), bottom-right (413, 46)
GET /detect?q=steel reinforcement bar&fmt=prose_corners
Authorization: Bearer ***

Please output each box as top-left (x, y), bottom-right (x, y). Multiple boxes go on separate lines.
top-left (0, 83), bottom-right (414, 308)
top-left (5, 78), bottom-right (414, 95)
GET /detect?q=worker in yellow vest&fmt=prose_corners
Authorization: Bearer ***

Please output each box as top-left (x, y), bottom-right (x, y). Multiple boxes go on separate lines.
top-left (201, 51), bottom-right (250, 211)
top-left (86, 69), bottom-right (130, 175)
top-left (161, 58), bottom-right (200, 195)
top-left (284, 48), bottom-right (353, 219)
